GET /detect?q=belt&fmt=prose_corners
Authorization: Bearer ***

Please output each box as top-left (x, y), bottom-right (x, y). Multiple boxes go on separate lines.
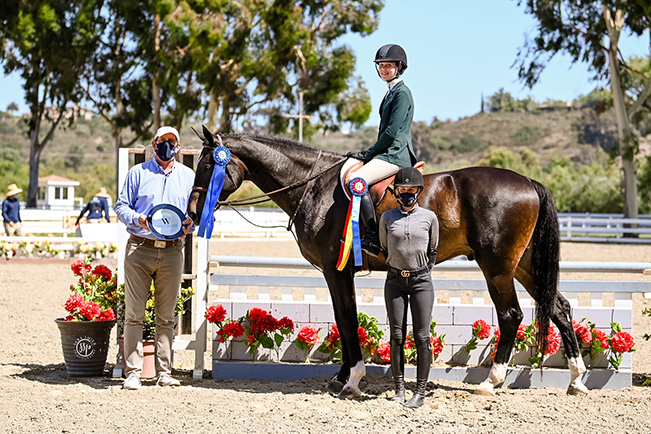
top-left (388, 265), bottom-right (430, 278)
top-left (130, 234), bottom-right (181, 249)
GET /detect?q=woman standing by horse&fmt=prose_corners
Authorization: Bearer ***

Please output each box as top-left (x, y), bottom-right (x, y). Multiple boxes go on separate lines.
top-left (380, 167), bottom-right (438, 409)
top-left (347, 44), bottom-right (418, 257)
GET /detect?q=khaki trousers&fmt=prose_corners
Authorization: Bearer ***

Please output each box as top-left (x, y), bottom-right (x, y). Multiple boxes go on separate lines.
top-left (123, 239), bottom-right (184, 377)
top-left (350, 158), bottom-right (400, 185)
top-left (3, 222), bottom-right (23, 236)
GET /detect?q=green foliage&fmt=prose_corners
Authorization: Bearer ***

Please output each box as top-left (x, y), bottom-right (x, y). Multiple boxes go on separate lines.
top-left (452, 134), bottom-right (485, 153)
top-left (638, 156), bottom-right (651, 214)
top-left (510, 125), bottom-right (544, 143)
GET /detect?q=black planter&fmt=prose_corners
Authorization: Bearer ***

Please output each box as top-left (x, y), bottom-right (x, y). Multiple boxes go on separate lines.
top-left (55, 319), bottom-right (116, 376)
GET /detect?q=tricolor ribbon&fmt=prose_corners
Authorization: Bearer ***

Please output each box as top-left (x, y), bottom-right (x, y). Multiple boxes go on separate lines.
top-left (198, 146), bottom-right (231, 238)
top-left (336, 177), bottom-right (368, 270)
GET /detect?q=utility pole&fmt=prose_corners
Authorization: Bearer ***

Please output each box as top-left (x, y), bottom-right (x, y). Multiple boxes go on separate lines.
top-left (283, 91), bottom-right (314, 142)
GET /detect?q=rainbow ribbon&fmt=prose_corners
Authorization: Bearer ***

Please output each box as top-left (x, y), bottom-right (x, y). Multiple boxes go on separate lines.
top-left (336, 177), bottom-right (368, 270)
top-left (198, 146), bottom-right (231, 238)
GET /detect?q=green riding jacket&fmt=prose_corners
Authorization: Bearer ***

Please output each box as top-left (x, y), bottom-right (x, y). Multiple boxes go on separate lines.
top-left (363, 80), bottom-right (417, 167)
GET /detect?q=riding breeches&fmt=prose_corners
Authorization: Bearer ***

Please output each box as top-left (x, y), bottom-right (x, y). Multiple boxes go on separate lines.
top-left (350, 158), bottom-right (400, 185)
top-left (384, 270), bottom-right (434, 380)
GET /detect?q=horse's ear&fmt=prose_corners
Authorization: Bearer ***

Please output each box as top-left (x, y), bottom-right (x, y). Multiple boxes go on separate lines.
top-left (191, 126), bottom-right (205, 142)
top-left (202, 125), bottom-right (215, 147)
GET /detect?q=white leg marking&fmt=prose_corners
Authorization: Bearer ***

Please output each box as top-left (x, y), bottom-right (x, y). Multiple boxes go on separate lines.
top-left (340, 360), bottom-right (366, 398)
top-left (567, 357), bottom-right (588, 395)
top-left (476, 363), bottom-right (507, 396)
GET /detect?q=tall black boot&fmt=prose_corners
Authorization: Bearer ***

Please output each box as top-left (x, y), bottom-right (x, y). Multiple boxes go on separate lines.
top-left (403, 339), bottom-right (432, 409)
top-left (359, 193), bottom-right (381, 257)
top-left (390, 339), bottom-right (405, 403)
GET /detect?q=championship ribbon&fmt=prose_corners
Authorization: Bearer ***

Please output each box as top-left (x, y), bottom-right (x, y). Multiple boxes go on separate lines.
top-left (336, 177), bottom-right (368, 270)
top-left (198, 146), bottom-right (231, 238)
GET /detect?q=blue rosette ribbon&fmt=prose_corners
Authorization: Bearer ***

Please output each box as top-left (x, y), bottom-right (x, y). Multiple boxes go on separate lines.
top-left (349, 177), bottom-right (368, 266)
top-left (198, 146), bottom-right (231, 238)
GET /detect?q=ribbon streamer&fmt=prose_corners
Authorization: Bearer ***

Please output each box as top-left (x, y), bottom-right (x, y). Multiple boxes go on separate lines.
top-left (198, 146), bottom-right (231, 238)
top-left (336, 177), bottom-right (368, 270)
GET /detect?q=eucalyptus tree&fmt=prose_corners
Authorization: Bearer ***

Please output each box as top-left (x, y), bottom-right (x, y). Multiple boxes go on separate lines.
top-left (0, 0), bottom-right (105, 207)
top-left (515, 0), bottom-right (650, 218)
top-left (169, 0), bottom-right (381, 136)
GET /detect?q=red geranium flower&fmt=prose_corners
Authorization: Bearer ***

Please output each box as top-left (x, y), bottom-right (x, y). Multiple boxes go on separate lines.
top-left (431, 336), bottom-right (444, 355)
top-left (206, 305), bottom-right (227, 324)
top-left (326, 324), bottom-right (340, 349)
top-left (80, 301), bottom-right (102, 320)
top-left (247, 334), bottom-right (255, 343)
top-left (594, 329), bottom-right (609, 349)
top-left (64, 294), bottom-right (85, 313)
top-left (71, 259), bottom-right (87, 276)
top-left (249, 307), bottom-right (268, 324)
top-left (378, 341), bottom-right (391, 363)
top-left (278, 316), bottom-right (295, 332)
top-left (493, 327), bottom-right (501, 343)
top-left (224, 321), bottom-right (245, 338)
top-left (297, 326), bottom-right (320, 345)
top-left (611, 331), bottom-right (635, 354)
top-left (573, 320), bottom-right (592, 344)
top-left (357, 326), bottom-right (369, 345)
top-left (97, 308), bottom-right (115, 321)
top-left (472, 319), bottom-right (491, 340)
top-left (92, 264), bottom-right (113, 281)
top-left (516, 324), bottom-right (526, 340)
top-left (545, 327), bottom-right (561, 355)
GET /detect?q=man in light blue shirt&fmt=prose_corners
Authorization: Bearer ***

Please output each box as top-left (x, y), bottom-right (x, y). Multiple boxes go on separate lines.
top-left (115, 126), bottom-right (195, 390)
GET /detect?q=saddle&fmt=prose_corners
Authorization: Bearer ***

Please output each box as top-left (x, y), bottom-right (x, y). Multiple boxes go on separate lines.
top-left (340, 159), bottom-right (426, 204)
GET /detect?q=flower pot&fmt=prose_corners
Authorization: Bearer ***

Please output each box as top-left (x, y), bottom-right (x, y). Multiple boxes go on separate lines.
top-left (56, 319), bottom-right (116, 376)
top-left (117, 338), bottom-right (173, 379)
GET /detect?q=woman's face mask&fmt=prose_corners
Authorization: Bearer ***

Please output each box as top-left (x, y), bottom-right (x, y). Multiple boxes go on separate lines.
top-left (396, 191), bottom-right (418, 207)
top-left (155, 140), bottom-right (178, 161)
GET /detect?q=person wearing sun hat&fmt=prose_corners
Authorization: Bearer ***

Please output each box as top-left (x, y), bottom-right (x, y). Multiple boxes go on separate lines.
top-left (114, 125), bottom-right (195, 390)
top-left (75, 187), bottom-right (112, 225)
top-left (2, 184), bottom-right (24, 236)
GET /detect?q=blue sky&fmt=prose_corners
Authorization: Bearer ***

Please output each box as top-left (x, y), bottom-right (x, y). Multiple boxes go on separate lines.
top-left (1, 1), bottom-right (649, 124)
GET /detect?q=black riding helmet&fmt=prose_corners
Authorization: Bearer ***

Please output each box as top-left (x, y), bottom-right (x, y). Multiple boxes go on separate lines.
top-left (394, 167), bottom-right (424, 188)
top-left (374, 44), bottom-right (408, 76)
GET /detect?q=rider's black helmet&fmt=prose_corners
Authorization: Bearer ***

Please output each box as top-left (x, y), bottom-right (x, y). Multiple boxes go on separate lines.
top-left (374, 44), bottom-right (408, 74)
top-left (394, 167), bottom-right (424, 188)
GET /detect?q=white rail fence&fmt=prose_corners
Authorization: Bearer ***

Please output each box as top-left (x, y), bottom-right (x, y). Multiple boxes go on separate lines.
top-left (183, 247), bottom-right (651, 389)
top-left (10, 207), bottom-right (651, 242)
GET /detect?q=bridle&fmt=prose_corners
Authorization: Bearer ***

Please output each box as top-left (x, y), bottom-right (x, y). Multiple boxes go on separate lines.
top-left (193, 134), bottom-right (345, 231)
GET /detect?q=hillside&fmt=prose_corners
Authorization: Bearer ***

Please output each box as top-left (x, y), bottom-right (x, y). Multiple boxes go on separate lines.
top-left (0, 106), bottom-right (648, 207)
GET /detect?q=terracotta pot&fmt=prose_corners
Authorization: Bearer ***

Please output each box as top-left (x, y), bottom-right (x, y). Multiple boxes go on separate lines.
top-left (56, 319), bottom-right (115, 376)
top-left (118, 338), bottom-right (171, 379)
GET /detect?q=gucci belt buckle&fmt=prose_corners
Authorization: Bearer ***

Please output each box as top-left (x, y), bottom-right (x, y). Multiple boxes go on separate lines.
top-left (400, 269), bottom-right (410, 278)
top-left (154, 240), bottom-right (167, 249)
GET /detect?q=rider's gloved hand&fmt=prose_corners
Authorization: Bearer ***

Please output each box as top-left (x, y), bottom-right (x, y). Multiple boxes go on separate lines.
top-left (345, 151), bottom-right (367, 161)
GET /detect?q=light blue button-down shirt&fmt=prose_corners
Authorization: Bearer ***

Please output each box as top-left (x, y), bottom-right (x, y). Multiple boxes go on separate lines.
top-left (114, 158), bottom-right (195, 240)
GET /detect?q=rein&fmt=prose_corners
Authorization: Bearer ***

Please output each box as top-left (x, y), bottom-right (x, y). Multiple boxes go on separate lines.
top-left (216, 153), bottom-right (342, 207)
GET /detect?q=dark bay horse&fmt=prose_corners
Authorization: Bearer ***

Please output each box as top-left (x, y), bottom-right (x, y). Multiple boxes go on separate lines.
top-left (188, 126), bottom-right (588, 397)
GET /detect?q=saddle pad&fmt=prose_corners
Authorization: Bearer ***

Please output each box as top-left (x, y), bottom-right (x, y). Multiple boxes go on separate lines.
top-left (340, 158), bottom-right (426, 202)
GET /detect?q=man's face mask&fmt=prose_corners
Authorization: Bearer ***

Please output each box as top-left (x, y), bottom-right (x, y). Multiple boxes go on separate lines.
top-left (396, 191), bottom-right (418, 208)
top-left (155, 140), bottom-right (177, 161)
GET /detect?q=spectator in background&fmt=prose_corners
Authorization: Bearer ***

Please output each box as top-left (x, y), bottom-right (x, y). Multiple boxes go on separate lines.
top-left (75, 187), bottom-right (111, 225)
top-left (2, 184), bottom-right (24, 236)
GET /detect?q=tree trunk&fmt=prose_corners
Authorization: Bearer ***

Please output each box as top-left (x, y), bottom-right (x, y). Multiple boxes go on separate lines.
top-left (152, 13), bottom-right (162, 130)
top-left (27, 120), bottom-right (42, 208)
top-left (207, 89), bottom-right (218, 131)
top-left (603, 3), bottom-right (638, 219)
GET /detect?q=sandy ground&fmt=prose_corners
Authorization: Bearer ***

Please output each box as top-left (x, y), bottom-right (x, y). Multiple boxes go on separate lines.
top-left (1, 241), bottom-right (651, 433)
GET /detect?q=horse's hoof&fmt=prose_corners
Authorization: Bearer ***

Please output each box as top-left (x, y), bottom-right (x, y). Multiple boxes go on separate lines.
top-left (338, 385), bottom-right (361, 399)
top-left (475, 383), bottom-right (495, 396)
top-left (567, 384), bottom-right (588, 396)
top-left (327, 379), bottom-right (345, 395)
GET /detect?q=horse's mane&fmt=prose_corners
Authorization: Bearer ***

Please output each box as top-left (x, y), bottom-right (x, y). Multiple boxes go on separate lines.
top-left (223, 133), bottom-right (343, 159)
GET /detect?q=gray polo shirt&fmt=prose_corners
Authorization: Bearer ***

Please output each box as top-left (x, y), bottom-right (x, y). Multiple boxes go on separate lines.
top-left (379, 205), bottom-right (439, 271)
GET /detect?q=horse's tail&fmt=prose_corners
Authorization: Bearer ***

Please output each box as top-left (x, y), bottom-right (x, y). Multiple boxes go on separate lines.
top-left (530, 179), bottom-right (560, 356)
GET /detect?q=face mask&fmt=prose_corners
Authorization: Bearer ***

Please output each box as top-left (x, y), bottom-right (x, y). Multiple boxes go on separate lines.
top-left (155, 140), bottom-right (177, 161)
top-left (397, 192), bottom-right (418, 208)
